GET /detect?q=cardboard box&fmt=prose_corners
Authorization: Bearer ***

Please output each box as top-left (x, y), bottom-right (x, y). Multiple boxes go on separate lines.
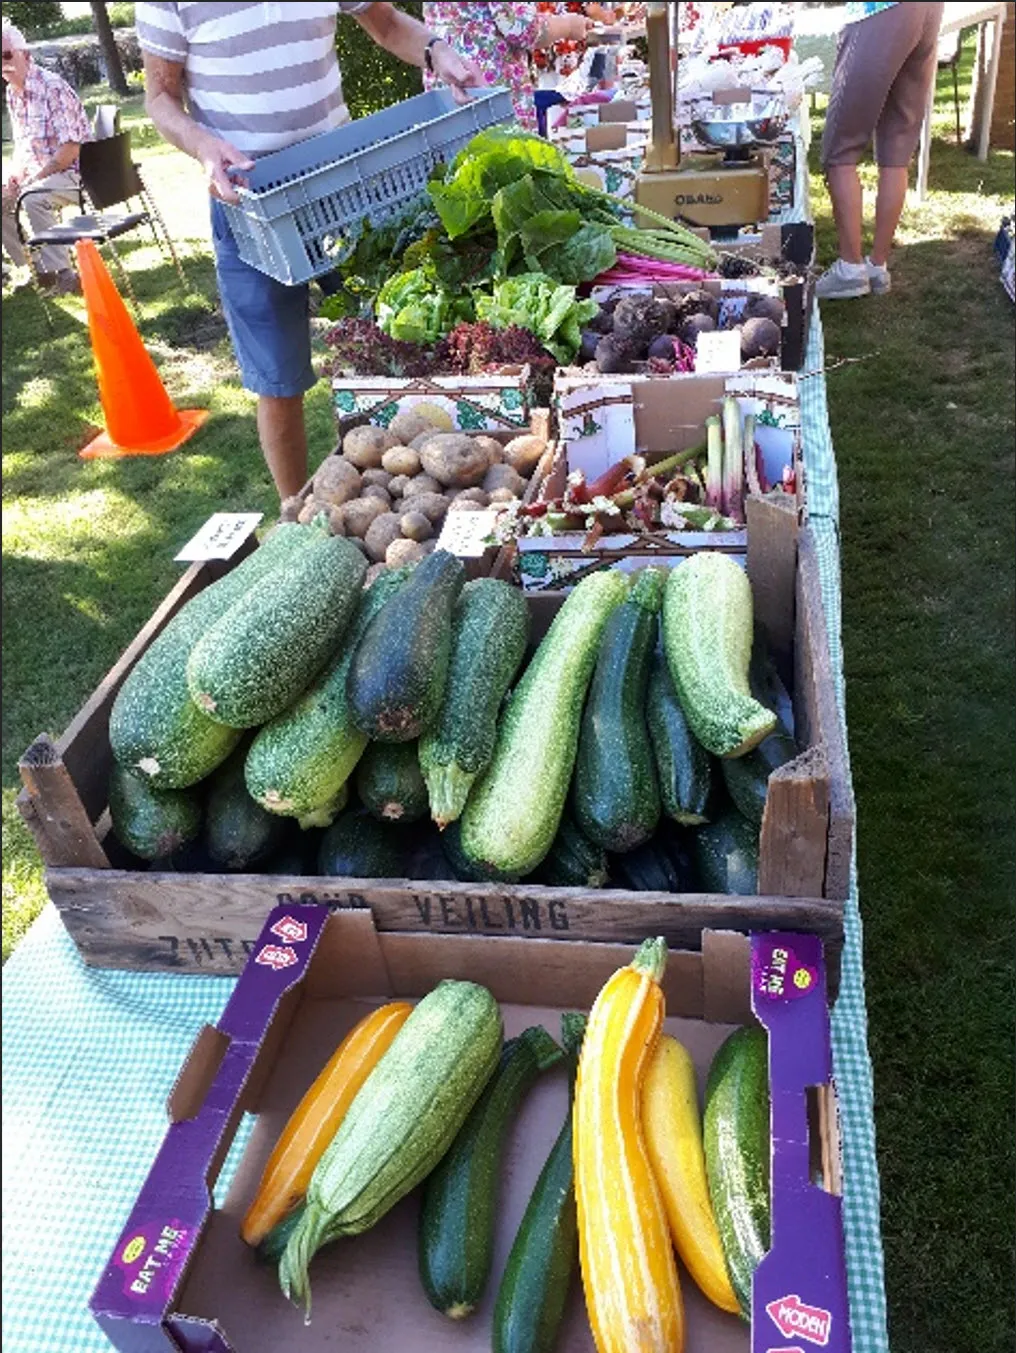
top-left (90, 906), bottom-right (852, 1353)
top-left (17, 499), bottom-right (851, 980)
top-left (330, 372), bottom-right (535, 437)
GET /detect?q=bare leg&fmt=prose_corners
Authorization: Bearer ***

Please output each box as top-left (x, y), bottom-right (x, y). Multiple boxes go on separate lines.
top-left (257, 394), bottom-right (308, 500)
top-left (825, 164), bottom-right (865, 263)
top-left (870, 166), bottom-right (909, 267)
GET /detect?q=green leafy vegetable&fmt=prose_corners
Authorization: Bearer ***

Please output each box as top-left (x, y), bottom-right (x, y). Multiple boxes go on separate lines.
top-left (375, 268), bottom-right (473, 344)
top-left (475, 275), bottom-right (598, 364)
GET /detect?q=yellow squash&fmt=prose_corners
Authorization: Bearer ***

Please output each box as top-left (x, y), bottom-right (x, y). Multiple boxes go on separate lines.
top-left (240, 1000), bottom-right (412, 1248)
top-left (643, 1035), bottom-right (740, 1315)
top-left (573, 937), bottom-right (684, 1353)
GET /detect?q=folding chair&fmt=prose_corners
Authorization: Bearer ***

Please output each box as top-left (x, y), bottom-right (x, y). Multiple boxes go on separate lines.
top-left (92, 103), bottom-right (122, 140)
top-left (14, 128), bottom-right (188, 318)
top-left (936, 29), bottom-right (964, 147)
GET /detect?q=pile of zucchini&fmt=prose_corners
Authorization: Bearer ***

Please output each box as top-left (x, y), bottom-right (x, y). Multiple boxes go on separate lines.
top-left (106, 525), bottom-right (797, 895)
top-left (242, 940), bottom-right (769, 1348)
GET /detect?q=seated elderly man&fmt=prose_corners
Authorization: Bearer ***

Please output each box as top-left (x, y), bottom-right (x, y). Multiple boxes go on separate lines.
top-left (2, 20), bottom-right (91, 294)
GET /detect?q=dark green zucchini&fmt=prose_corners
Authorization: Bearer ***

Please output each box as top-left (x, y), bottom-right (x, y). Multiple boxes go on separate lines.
top-left (694, 807), bottom-right (760, 894)
top-left (419, 1024), bottom-right (563, 1319)
top-left (572, 567), bottom-right (664, 853)
top-left (720, 730), bottom-right (798, 828)
top-left (607, 837), bottom-right (681, 893)
top-left (348, 549), bottom-right (465, 742)
top-left (404, 826), bottom-right (457, 881)
top-left (535, 813), bottom-right (609, 888)
top-left (647, 649), bottom-right (713, 825)
top-left (749, 633), bottom-right (795, 739)
top-left (109, 763), bottom-right (202, 862)
top-left (355, 740), bottom-right (429, 824)
top-left (492, 1014), bottom-right (585, 1353)
top-left (204, 742), bottom-right (286, 870)
top-left (317, 808), bottom-right (404, 878)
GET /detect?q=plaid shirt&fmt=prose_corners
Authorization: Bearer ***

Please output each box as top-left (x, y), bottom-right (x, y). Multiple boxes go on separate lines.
top-left (6, 62), bottom-right (91, 182)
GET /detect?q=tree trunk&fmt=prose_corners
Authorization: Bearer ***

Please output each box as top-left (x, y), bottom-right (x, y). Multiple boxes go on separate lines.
top-left (90, 0), bottom-right (129, 96)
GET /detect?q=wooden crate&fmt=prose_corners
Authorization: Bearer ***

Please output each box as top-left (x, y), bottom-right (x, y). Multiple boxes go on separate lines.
top-left (17, 501), bottom-right (850, 985)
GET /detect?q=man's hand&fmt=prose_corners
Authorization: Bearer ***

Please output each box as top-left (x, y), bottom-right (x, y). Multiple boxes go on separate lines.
top-left (430, 41), bottom-right (484, 105)
top-left (198, 136), bottom-right (255, 205)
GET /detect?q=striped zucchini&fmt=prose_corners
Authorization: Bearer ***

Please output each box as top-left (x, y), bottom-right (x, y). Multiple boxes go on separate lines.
top-left (419, 1025), bottom-right (563, 1319)
top-left (460, 570), bottom-right (630, 879)
top-left (662, 552), bottom-right (776, 758)
top-left (245, 567), bottom-right (410, 828)
top-left (279, 980), bottom-right (502, 1315)
top-left (419, 578), bottom-right (530, 828)
top-left (109, 523), bottom-right (319, 789)
top-left (573, 937), bottom-right (684, 1353)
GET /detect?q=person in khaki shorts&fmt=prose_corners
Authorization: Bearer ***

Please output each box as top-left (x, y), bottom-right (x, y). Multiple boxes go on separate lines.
top-left (816, 2), bottom-right (945, 300)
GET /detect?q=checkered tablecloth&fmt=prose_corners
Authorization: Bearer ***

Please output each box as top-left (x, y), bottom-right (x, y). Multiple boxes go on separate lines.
top-left (2, 110), bottom-right (889, 1353)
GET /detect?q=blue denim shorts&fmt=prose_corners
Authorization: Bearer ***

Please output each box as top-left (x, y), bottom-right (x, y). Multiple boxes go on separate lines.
top-left (210, 200), bottom-right (316, 398)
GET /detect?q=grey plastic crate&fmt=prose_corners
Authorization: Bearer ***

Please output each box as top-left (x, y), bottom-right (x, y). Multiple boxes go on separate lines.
top-left (220, 87), bottom-right (513, 286)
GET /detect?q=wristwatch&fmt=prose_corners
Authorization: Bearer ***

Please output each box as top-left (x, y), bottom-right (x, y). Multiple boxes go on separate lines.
top-left (424, 35), bottom-right (445, 74)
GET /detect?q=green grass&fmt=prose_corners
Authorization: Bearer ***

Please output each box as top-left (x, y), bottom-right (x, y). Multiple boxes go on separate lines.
top-left (808, 39), bottom-right (1016, 1353)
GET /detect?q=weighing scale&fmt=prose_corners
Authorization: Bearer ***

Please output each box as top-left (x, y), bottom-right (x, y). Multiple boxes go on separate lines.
top-left (634, 2), bottom-right (787, 234)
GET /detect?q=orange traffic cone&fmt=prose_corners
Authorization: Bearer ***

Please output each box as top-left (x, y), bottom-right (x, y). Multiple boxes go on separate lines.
top-left (76, 239), bottom-right (209, 459)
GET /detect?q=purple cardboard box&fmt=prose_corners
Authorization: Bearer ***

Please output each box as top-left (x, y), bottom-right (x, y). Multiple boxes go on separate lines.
top-left (91, 908), bottom-right (851, 1352)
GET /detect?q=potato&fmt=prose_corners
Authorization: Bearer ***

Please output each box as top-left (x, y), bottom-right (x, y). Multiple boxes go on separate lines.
top-left (410, 431), bottom-right (440, 451)
top-left (389, 409), bottom-right (439, 445)
top-left (341, 496), bottom-right (389, 539)
top-left (488, 488), bottom-right (520, 505)
top-left (364, 512), bottom-right (404, 562)
top-left (362, 484), bottom-right (392, 508)
top-left (387, 475), bottom-right (411, 498)
top-left (454, 487), bottom-right (489, 506)
top-left (361, 468), bottom-right (393, 491)
top-left (327, 506), bottom-right (347, 536)
top-left (298, 497), bottom-right (329, 525)
top-left (482, 463), bottom-right (525, 497)
top-left (473, 435), bottom-right (503, 465)
top-left (400, 510), bottom-right (433, 543)
top-left (502, 434), bottom-right (548, 477)
top-left (401, 491), bottom-right (449, 524)
top-left (312, 455), bottom-right (362, 506)
top-left (420, 434), bottom-right (490, 488)
top-left (448, 499), bottom-right (483, 513)
top-left (381, 445), bottom-right (421, 477)
top-left (402, 473), bottom-right (443, 499)
top-left (386, 538), bottom-right (428, 568)
top-left (419, 540), bottom-right (437, 556)
top-left (342, 424), bottom-right (396, 469)
top-left (279, 495), bottom-right (303, 523)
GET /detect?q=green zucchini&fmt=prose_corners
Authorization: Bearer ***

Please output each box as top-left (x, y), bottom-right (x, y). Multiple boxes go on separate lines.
top-left (280, 980), bottom-right (503, 1313)
top-left (203, 741), bottom-right (285, 870)
top-left (419, 578), bottom-right (530, 828)
top-left (441, 819), bottom-right (512, 883)
top-left (356, 740), bottom-right (429, 824)
top-left (348, 549), bottom-right (465, 742)
top-left (460, 570), bottom-right (631, 879)
top-left (607, 838), bottom-right (681, 893)
top-left (187, 533), bottom-right (368, 727)
top-left (572, 568), bottom-right (664, 854)
top-left (245, 567), bottom-right (411, 828)
top-left (109, 523), bottom-right (319, 789)
top-left (317, 808), bottom-right (404, 878)
top-left (419, 1024), bottom-right (564, 1319)
top-left (492, 1013), bottom-right (586, 1353)
top-left (647, 648), bottom-right (713, 825)
top-left (703, 1024), bottom-right (771, 1317)
top-left (536, 813), bottom-right (609, 888)
top-left (662, 552), bottom-right (776, 758)
top-left (108, 762), bottom-right (202, 861)
top-left (720, 730), bottom-right (798, 828)
top-left (694, 806), bottom-right (760, 895)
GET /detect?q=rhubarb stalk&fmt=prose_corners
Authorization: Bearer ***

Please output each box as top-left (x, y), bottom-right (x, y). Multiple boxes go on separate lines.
top-left (743, 413), bottom-right (761, 497)
top-left (721, 396), bottom-right (744, 524)
top-left (705, 414), bottom-right (723, 511)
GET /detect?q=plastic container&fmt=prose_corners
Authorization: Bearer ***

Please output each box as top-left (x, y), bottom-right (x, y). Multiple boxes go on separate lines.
top-left (221, 87), bottom-right (513, 286)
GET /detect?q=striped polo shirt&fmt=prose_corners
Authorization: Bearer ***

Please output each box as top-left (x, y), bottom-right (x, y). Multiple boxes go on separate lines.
top-left (135, 2), bottom-right (372, 156)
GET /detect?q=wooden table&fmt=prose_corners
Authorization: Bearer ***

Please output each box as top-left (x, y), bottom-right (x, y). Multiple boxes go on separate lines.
top-left (915, 0), bottom-right (1009, 200)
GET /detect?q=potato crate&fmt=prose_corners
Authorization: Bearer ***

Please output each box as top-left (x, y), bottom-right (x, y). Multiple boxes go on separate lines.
top-left (329, 372), bottom-right (537, 439)
top-left (17, 500), bottom-right (850, 984)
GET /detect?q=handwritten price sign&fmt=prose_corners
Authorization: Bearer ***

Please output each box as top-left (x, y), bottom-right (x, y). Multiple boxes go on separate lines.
top-left (175, 513), bottom-right (264, 563)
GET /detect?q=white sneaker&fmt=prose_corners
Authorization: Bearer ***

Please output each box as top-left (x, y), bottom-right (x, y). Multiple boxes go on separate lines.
top-left (866, 256), bottom-right (891, 294)
top-left (815, 258), bottom-right (871, 300)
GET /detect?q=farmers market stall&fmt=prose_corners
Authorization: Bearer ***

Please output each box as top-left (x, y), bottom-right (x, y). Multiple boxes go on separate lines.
top-left (4, 17), bottom-right (888, 1348)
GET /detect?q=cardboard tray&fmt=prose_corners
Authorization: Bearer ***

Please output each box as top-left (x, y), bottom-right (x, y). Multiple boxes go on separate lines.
top-left (17, 500), bottom-right (851, 984)
top-left (90, 908), bottom-right (853, 1353)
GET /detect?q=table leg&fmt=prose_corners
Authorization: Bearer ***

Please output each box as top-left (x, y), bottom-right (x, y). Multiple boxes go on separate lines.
top-left (915, 76), bottom-right (936, 201)
top-left (977, 7), bottom-right (1005, 161)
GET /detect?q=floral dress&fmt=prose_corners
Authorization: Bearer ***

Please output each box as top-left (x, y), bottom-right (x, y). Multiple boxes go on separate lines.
top-left (531, 2), bottom-right (586, 80)
top-left (423, 3), bottom-right (544, 129)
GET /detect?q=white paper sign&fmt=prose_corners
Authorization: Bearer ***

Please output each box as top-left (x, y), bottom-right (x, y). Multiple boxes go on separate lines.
top-left (175, 512), bottom-right (264, 562)
top-left (434, 509), bottom-right (500, 558)
top-left (694, 329), bottom-right (744, 374)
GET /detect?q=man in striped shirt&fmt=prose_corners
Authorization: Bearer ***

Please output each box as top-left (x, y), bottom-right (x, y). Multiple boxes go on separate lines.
top-left (136, 3), bottom-right (480, 498)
